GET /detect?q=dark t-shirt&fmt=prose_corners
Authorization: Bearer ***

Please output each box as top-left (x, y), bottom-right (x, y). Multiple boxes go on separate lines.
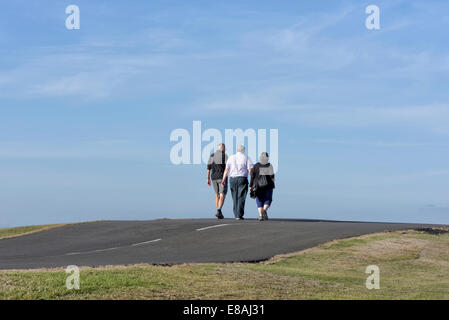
top-left (207, 151), bottom-right (228, 180)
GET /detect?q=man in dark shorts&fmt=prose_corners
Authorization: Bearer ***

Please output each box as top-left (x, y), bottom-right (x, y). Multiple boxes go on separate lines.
top-left (207, 143), bottom-right (228, 219)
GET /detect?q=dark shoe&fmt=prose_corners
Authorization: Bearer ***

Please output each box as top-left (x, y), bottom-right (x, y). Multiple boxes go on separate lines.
top-left (262, 210), bottom-right (268, 220)
top-left (258, 215), bottom-right (264, 221)
top-left (215, 209), bottom-right (224, 219)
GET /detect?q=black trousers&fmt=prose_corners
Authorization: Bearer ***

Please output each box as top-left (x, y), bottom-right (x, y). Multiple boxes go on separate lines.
top-left (229, 177), bottom-right (248, 218)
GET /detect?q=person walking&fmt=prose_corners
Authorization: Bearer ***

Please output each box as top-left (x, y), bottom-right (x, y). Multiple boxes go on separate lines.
top-left (221, 145), bottom-right (253, 220)
top-left (207, 143), bottom-right (228, 219)
top-left (250, 152), bottom-right (275, 221)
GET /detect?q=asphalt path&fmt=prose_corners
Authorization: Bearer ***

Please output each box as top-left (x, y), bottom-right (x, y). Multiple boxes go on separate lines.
top-left (0, 218), bottom-right (442, 269)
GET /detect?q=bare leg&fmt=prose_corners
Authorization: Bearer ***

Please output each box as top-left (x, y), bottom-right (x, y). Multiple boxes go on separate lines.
top-left (218, 194), bottom-right (226, 209)
top-left (258, 207), bottom-right (263, 218)
top-left (263, 204), bottom-right (270, 219)
top-left (215, 194), bottom-right (220, 209)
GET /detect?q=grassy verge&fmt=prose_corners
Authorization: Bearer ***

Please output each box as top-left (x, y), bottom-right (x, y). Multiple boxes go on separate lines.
top-left (0, 224), bottom-right (67, 240)
top-left (0, 228), bottom-right (448, 299)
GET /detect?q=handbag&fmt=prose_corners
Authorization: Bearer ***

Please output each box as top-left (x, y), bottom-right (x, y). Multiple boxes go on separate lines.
top-left (250, 189), bottom-right (257, 199)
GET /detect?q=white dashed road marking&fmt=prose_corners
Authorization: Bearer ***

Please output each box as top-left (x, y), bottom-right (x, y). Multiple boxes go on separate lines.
top-left (92, 247), bottom-right (119, 253)
top-left (131, 239), bottom-right (162, 246)
top-left (65, 239), bottom-right (161, 255)
top-left (65, 224), bottom-right (230, 256)
top-left (196, 224), bottom-right (230, 231)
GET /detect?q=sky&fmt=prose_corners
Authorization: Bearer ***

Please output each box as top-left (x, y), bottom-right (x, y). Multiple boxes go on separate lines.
top-left (1, 0), bottom-right (448, 227)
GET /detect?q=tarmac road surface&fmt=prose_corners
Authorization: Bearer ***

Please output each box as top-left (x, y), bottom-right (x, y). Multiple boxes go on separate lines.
top-left (0, 218), bottom-right (441, 269)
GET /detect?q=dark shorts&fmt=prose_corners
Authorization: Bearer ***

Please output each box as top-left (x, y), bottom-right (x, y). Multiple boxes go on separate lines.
top-left (212, 179), bottom-right (227, 195)
top-left (255, 188), bottom-right (273, 208)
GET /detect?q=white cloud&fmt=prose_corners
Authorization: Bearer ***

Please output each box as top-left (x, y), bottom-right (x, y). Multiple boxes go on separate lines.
top-left (200, 84), bottom-right (304, 111)
top-left (0, 53), bottom-right (172, 100)
top-left (269, 8), bottom-right (353, 50)
top-left (1, 3), bottom-right (448, 112)
top-left (201, 85), bottom-right (449, 134)
top-left (142, 29), bottom-right (191, 50)
top-left (288, 104), bottom-right (449, 134)
top-left (29, 73), bottom-right (113, 99)
top-left (312, 138), bottom-right (449, 148)
top-left (422, 204), bottom-right (449, 212)
top-left (0, 140), bottom-right (164, 160)
top-left (0, 26), bottom-right (193, 100)
top-left (202, 93), bottom-right (273, 111)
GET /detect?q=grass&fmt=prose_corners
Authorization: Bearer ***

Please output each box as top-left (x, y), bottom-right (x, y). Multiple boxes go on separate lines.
top-left (0, 224), bottom-right (67, 240)
top-left (0, 228), bottom-right (448, 299)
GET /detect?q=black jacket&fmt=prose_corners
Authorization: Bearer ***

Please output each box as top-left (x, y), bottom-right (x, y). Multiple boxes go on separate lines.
top-left (250, 162), bottom-right (275, 191)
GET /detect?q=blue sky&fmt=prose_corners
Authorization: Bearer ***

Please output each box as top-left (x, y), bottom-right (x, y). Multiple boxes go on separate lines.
top-left (1, 0), bottom-right (449, 227)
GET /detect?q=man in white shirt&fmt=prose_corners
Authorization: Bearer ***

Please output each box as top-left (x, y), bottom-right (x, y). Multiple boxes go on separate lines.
top-left (221, 145), bottom-right (253, 220)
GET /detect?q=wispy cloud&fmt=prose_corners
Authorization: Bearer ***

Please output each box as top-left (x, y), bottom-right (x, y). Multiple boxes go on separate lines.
top-left (312, 139), bottom-right (449, 148)
top-left (266, 7), bottom-right (354, 51)
top-left (200, 81), bottom-right (449, 134)
top-left (0, 139), bottom-right (165, 160)
top-left (29, 72), bottom-right (116, 99)
top-left (292, 104), bottom-right (449, 129)
top-left (191, 3), bottom-right (449, 139)
top-left (0, 52), bottom-right (171, 100)
top-left (422, 204), bottom-right (449, 212)
top-left (0, 26), bottom-right (192, 100)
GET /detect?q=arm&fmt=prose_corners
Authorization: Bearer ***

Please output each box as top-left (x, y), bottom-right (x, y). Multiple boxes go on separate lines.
top-left (222, 155), bottom-right (232, 186)
top-left (247, 157), bottom-right (254, 188)
top-left (221, 168), bottom-right (229, 186)
top-left (249, 165), bottom-right (256, 189)
top-left (207, 169), bottom-right (211, 186)
top-left (207, 155), bottom-right (213, 186)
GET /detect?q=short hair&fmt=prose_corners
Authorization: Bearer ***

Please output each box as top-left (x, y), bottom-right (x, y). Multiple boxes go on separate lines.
top-left (217, 143), bottom-right (225, 151)
top-left (237, 145), bottom-right (245, 153)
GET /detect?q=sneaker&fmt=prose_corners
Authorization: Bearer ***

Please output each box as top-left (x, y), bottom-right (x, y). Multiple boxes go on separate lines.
top-left (236, 217), bottom-right (244, 220)
top-left (258, 216), bottom-right (264, 221)
top-left (262, 210), bottom-right (269, 220)
top-left (215, 209), bottom-right (224, 219)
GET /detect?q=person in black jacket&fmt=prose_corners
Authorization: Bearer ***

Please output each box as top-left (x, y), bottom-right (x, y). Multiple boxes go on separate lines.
top-left (250, 152), bottom-right (275, 221)
top-left (207, 143), bottom-right (228, 219)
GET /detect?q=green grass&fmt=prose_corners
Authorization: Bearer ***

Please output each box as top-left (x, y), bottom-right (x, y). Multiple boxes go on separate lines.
top-left (0, 224), bottom-right (67, 240)
top-left (1, 228), bottom-right (448, 299)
